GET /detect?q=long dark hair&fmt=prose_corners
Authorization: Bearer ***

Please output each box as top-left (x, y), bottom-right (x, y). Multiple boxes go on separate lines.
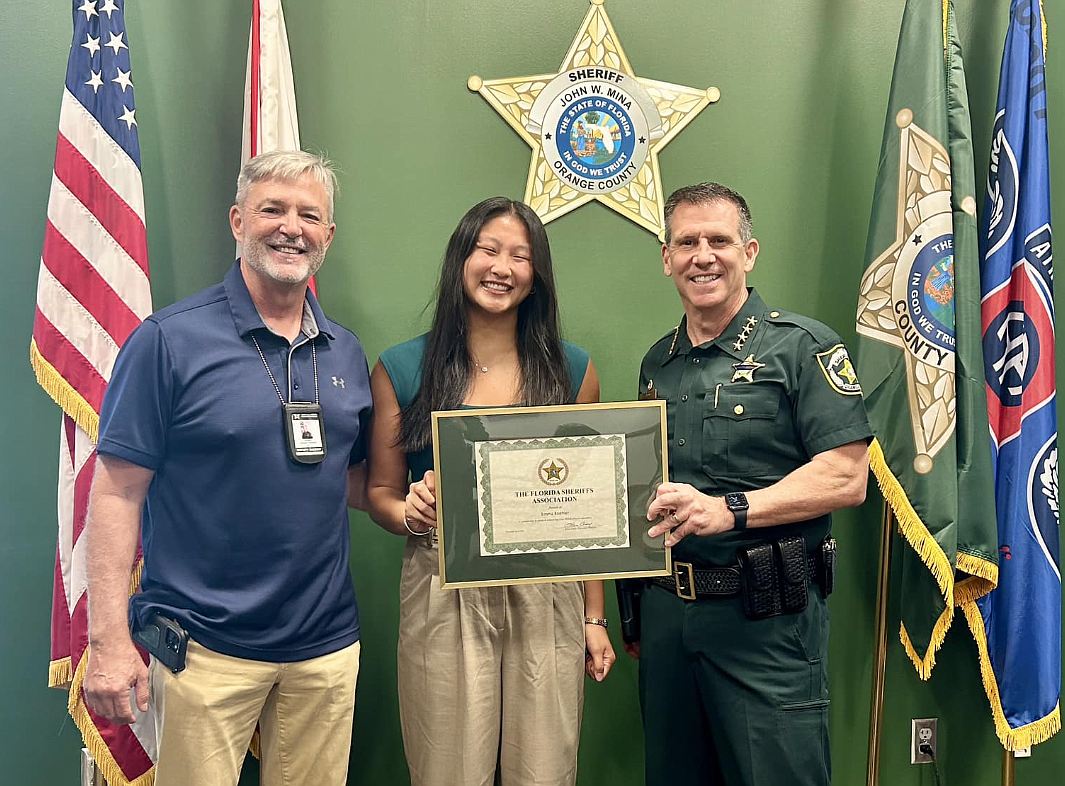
top-left (399, 198), bottom-right (571, 452)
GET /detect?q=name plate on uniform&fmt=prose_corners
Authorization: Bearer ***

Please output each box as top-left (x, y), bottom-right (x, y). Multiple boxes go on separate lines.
top-left (431, 401), bottom-right (670, 588)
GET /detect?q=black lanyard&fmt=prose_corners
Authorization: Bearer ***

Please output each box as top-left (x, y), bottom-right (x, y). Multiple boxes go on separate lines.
top-left (251, 334), bottom-right (327, 464)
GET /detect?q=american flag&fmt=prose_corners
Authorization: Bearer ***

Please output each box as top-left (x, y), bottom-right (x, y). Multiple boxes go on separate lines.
top-left (30, 2), bottom-right (155, 784)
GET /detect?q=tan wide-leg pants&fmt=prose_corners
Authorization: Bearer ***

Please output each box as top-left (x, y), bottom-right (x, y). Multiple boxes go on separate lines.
top-left (149, 637), bottom-right (361, 786)
top-left (397, 535), bottom-right (586, 786)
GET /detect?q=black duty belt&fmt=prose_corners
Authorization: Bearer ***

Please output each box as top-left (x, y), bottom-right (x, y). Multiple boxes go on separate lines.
top-left (651, 554), bottom-right (821, 601)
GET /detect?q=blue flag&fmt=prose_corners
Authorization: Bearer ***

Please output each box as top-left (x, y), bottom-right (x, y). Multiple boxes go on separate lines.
top-left (971, 0), bottom-right (1060, 751)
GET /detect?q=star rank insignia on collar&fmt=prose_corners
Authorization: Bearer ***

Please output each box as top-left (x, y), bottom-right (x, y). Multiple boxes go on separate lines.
top-left (731, 354), bottom-right (765, 383)
top-left (733, 316), bottom-right (758, 352)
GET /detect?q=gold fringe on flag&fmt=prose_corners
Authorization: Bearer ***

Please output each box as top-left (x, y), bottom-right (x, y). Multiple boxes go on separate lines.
top-left (956, 553), bottom-right (999, 586)
top-left (66, 558), bottom-right (151, 785)
top-left (954, 574), bottom-right (992, 607)
top-left (868, 440), bottom-right (953, 592)
top-left (1040, 0), bottom-right (1048, 58)
top-left (49, 657), bottom-right (73, 689)
top-left (899, 615), bottom-right (954, 680)
top-left (868, 439), bottom-right (998, 678)
top-left (29, 338), bottom-right (100, 444)
top-left (961, 600), bottom-right (1062, 750)
top-left (68, 654), bottom-right (155, 786)
top-left (129, 560), bottom-right (144, 597)
top-left (868, 440), bottom-right (955, 677)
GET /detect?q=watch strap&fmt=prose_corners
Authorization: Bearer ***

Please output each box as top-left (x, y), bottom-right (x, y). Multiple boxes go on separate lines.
top-left (725, 492), bottom-right (749, 531)
top-left (731, 505), bottom-right (748, 530)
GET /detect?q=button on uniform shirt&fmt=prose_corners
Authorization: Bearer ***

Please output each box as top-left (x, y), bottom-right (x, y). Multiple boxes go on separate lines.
top-left (639, 288), bottom-right (872, 567)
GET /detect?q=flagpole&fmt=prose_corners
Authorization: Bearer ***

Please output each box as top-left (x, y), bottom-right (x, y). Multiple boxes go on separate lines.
top-left (866, 501), bottom-right (893, 786)
top-left (1001, 750), bottom-right (1015, 786)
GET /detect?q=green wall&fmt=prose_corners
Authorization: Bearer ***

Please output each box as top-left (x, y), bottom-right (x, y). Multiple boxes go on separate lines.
top-left (2, 1), bottom-right (1062, 784)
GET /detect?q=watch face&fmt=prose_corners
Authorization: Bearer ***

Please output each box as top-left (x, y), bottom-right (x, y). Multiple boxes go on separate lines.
top-left (725, 492), bottom-right (749, 511)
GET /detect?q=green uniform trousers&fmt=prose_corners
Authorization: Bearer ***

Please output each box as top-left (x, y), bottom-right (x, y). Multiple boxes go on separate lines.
top-left (639, 583), bottom-right (831, 786)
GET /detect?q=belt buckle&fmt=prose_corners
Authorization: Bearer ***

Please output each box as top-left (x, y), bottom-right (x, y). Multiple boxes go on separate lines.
top-left (673, 561), bottom-right (696, 600)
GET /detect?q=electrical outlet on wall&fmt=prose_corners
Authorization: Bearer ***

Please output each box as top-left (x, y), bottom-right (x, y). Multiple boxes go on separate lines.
top-left (911, 718), bottom-right (938, 764)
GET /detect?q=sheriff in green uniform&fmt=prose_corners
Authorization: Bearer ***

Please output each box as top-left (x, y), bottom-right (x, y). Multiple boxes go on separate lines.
top-left (633, 183), bottom-right (872, 786)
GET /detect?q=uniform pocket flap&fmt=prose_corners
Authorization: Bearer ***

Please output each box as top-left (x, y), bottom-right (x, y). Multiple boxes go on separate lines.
top-left (705, 384), bottom-right (781, 421)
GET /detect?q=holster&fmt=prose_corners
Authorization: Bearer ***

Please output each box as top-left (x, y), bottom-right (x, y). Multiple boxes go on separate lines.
top-left (737, 542), bottom-right (781, 619)
top-left (615, 578), bottom-right (643, 645)
top-left (737, 535), bottom-right (811, 620)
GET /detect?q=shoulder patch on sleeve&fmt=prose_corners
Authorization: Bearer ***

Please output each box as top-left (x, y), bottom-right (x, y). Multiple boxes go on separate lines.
top-left (815, 344), bottom-right (863, 395)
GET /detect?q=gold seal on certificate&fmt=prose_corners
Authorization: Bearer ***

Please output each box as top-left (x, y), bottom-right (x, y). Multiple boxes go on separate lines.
top-left (475, 435), bottom-right (630, 556)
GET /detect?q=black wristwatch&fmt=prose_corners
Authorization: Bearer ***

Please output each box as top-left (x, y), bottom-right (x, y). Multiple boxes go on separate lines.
top-left (724, 492), bottom-right (749, 530)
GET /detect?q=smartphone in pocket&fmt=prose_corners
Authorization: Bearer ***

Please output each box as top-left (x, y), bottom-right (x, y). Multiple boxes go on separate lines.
top-left (131, 614), bottom-right (189, 673)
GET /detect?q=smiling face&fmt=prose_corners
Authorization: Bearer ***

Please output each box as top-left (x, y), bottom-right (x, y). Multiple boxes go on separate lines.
top-left (662, 199), bottom-right (758, 319)
top-left (462, 212), bottom-right (535, 316)
top-left (229, 173), bottom-right (336, 288)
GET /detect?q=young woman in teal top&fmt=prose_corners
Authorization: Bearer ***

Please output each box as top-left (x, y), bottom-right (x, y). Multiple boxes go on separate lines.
top-left (368, 198), bottom-right (615, 786)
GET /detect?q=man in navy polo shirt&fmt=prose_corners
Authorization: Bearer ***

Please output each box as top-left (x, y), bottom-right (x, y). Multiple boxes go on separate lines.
top-left (83, 150), bottom-right (372, 786)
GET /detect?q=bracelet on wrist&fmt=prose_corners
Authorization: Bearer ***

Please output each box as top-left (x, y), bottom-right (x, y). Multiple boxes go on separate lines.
top-left (403, 517), bottom-right (433, 537)
top-left (584, 617), bottom-right (608, 628)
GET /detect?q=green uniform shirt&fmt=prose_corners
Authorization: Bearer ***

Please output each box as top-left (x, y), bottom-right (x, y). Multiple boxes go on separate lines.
top-left (639, 288), bottom-right (872, 567)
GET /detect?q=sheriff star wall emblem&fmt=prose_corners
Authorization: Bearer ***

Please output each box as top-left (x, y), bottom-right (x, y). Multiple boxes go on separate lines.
top-left (855, 109), bottom-right (978, 473)
top-left (468, 0), bottom-right (719, 237)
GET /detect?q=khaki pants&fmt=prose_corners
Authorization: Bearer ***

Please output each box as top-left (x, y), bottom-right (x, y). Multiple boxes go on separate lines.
top-left (149, 638), bottom-right (361, 786)
top-left (397, 536), bottom-right (585, 786)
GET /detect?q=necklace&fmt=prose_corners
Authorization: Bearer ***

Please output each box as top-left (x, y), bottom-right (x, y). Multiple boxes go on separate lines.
top-left (472, 350), bottom-right (517, 373)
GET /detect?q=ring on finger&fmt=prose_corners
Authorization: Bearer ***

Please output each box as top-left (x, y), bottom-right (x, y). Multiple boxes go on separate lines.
top-left (670, 511), bottom-right (683, 525)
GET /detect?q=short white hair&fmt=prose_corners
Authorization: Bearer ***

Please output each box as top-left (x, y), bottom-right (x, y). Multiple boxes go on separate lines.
top-left (235, 150), bottom-right (339, 219)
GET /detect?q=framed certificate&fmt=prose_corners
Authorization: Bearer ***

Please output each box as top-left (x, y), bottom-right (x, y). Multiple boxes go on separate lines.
top-left (431, 400), bottom-right (670, 588)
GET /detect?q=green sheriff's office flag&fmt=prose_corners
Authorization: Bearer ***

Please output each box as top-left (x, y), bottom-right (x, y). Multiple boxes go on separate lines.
top-left (855, 0), bottom-right (998, 678)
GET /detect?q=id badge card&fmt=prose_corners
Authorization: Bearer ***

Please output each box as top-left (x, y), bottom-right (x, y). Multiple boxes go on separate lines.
top-left (285, 402), bottom-right (327, 464)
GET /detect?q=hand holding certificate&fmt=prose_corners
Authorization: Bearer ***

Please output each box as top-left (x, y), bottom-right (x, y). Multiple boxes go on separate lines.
top-left (432, 401), bottom-right (670, 587)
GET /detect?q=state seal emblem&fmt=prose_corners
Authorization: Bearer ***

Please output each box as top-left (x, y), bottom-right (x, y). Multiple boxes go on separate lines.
top-left (527, 67), bottom-right (661, 194)
top-left (896, 220), bottom-right (956, 369)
